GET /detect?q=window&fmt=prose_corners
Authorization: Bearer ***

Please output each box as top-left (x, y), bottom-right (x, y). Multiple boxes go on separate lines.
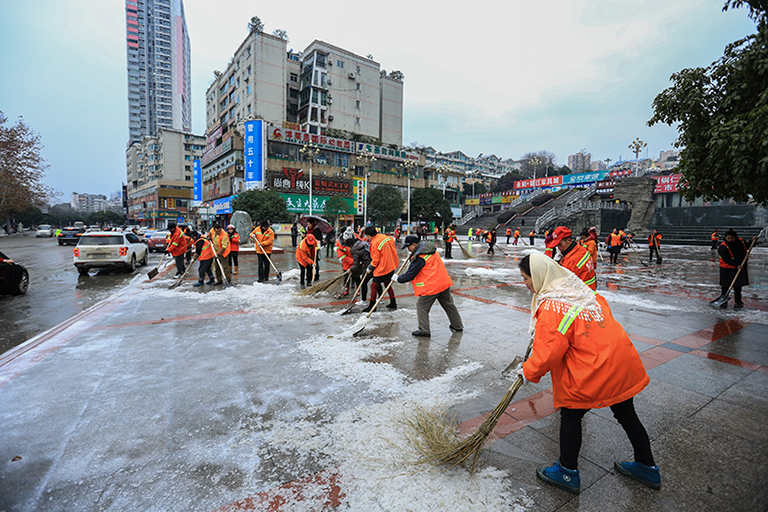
top-left (320, 91), bottom-right (327, 106)
top-left (355, 116), bottom-right (360, 125)
top-left (290, 73), bottom-right (298, 82)
top-left (315, 53), bottom-right (326, 68)
top-left (185, 155), bottom-right (191, 160)
top-left (356, 65), bottom-right (361, 73)
top-left (247, 84), bottom-right (251, 95)
top-left (355, 100), bottom-right (360, 109)
top-left (312, 89), bottom-right (318, 104)
top-left (355, 82), bottom-right (361, 91)
top-left (336, 60), bottom-right (344, 68)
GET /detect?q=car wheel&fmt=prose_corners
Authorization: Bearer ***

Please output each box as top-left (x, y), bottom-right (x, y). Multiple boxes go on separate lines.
top-left (128, 255), bottom-right (136, 273)
top-left (58, 239), bottom-right (63, 246)
top-left (140, 249), bottom-right (148, 266)
top-left (13, 269), bottom-right (29, 295)
top-left (77, 266), bottom-right (89, 275)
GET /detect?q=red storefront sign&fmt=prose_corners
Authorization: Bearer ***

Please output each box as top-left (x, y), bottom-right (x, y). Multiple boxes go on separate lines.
top-left (653, 174), bottom-right (682, 193)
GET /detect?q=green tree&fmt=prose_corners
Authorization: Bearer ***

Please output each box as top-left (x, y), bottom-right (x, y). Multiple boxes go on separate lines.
top-left (491, 171), bottom-right (525, 192)
top-left (367, 185), bottom-right (404, 226)
top-left (411, 188), bottom-right (453, 227)
top-left (231, 189), bottom-right (291, 224)
top-left (463, 181), bottom-right (487, 195)
top-left (648, 1), bottom-right (768, 205)
top-left (0, 112), bottom-right (55, 231)
top-left (323, 195), bottom-right (348, 229)
top-left (248, 16), bottom-right (264, 33)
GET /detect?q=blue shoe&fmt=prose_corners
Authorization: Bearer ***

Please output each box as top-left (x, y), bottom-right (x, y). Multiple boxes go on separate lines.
top-left (614, 461), bottom-right (661, 490)
top-left (536, 459), bottom-right (580, 494)
top-left (193, 280), bottom-right (204, 287)
top-left (206, 279), bottom-right (215, 285)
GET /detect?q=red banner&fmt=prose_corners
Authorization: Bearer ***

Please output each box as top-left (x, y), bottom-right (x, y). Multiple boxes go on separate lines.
top-left (653, 174), bottom-right (682, 193)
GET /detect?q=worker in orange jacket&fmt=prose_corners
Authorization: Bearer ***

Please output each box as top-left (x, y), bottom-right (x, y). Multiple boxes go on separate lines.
top-left (506, 227), bottom-right (512, 244)
top-left (517, 253), bottom-right (658, 494)
top-left (393, 235), bottom-right (462, 337)
top-left (166, 223), bottom-right (187, 278)
top-left (513, 228), bottom-right (521, 245)
top-left (547, 226), bottom-right (597, 290)
top-left (443, 224), bottom-right (457, 259)
top-left (579, 230), bottom-right (598, 264)
top-left (193, 233), bottom-right (216, 286)
top-left (363, 226), bottom-right (399, 312)
top-left (226, 224), bottom-right (241, 275)
top-left (529, 230), bottom-right (535, 246)
top-left (647, 229), bottom-right (662, 264)
top-left (250, 220), bottom-right (275, 283)
top-left (296, 233), bottom-right (318, 290)
top-left (211, 223), bottom-right (231, 285)
top-left (335, 233), bottom-right (354, 298)
top-left (710, 229), bottom-right (720, 250)
top-left (486, 228), bottom-right (497, 254)
top-left (606, 228), bottom-right (624, 264)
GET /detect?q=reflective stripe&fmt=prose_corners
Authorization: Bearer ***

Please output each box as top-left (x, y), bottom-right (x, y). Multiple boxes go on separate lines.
top-left (557, 306), bottom-right (583, 335)
top-left (415, 282), bottom-right (425, 287)
top-left (576, 252), bottom-right (590, 269)
top-left (377, 237), bottom-right (391, 250)
top-left (584, 276), bottom-right (596, 286)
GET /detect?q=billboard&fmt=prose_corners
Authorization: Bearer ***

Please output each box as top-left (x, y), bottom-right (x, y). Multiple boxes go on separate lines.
top-left (244, 120), bottom-right (265, 190)
top-left (653, 174), bottom-right (682, 193)
top-left (192, 159), bottom-right (202, 205)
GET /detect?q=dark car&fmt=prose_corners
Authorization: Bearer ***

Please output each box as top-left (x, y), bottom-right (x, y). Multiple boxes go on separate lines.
top-left (0, 250), bottom-right (29, 295)
top-left (58, 226), bottom-right (85, 246)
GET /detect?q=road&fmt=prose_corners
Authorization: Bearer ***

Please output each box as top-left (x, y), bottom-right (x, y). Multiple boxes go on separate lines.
top-left (0, 233), bottom-right (161, 354)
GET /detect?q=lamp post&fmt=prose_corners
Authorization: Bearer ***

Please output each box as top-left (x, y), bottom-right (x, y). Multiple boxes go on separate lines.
top-left (399, 159), bottom-right (417, 235)
top-left (436, 164), bottom-right (450, 198)
top-left (530, 156), bottom-right (541, 185)
top-left (357, 151), bottom-right (376, 226)
top-left (300, 143), bottom-right (320, 215)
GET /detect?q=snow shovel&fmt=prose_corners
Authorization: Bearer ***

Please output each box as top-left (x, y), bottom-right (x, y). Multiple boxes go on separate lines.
top-left (214, 256), bottom-right (232, 288)
top-left (169, 254), bottom-right (198, 289)
top-left (653, 238), bottom-right (663, 265)
top-left (147, 251), bottom-right (168, 280)
top-left (252, 235), bottom-right (282, 284)
top-left (339, 268), bottom-right (372, 315)
top-left (710, 230), bottom-right (763, 307)
top-left (351, 249), bottom-right (418, 336)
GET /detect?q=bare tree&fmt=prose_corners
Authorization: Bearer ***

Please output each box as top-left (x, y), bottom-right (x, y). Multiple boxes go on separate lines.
top-left (389, 70), bottom-right (405, 80)
top-left (272, 29), bottom-right (288, 42)
top-left (518, 151), bottom-right (557, 177)
top-left (248, 16), bottom-right (264, 33)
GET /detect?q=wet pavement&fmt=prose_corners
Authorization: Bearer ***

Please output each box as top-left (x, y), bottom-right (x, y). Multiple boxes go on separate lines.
top-left (0, 237), bottom-right (766, 511)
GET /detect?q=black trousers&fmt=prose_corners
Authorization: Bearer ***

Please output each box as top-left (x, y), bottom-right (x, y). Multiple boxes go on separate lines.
top-left (291, 234), bottom-right (298, 247)
top-left (173, 255), bottom-right (185, 275)
top-left (445, 242), bottom-right (452, 259)
top-left (228, 251), bottom-right (239, 268)
top-left (559, 398), bottom-right (655, 470)
top-left (722, 285), bottom-right (743, 303)
top-left (197, 258), bottom-right (214, 281)
top-left (530, 236), bottom-right (535, 245)
top-left (257, 253), bottom-right (270, 281)
top-left (649, 246), bottom-right (660, 261)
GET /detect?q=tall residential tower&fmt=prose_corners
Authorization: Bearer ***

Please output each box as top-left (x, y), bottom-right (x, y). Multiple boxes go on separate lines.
top-left (125, 0), bottom-right (191, 145)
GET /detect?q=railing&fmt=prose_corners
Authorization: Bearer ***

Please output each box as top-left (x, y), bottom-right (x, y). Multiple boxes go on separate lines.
top-left (566, 184), bottom-right (596, 204)
top-left (535, 201), bottom-right (632, 231)
top-left (457, 208), bottom-right (479, 226)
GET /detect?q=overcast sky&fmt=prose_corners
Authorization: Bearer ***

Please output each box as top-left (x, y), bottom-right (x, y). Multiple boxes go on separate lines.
top-left (0, 0), bottom-right (757, 202)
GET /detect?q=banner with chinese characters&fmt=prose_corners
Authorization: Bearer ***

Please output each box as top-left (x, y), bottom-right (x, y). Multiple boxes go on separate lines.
top-left (355, 178), bottom-right (366, 214)
top-left (355, 143), bottom-right (419, 162)
top-left (192, 160), bottom-right (202, 205)
top-left (267, 169), bottom-right (352, 197)
top-left (279, 193), bottom-right (356, 215)
top-left (269, 127), bottom-right (353, 152)
top-left (244, 120), bottom-right (265, 189)
top-left (513, 175), bottom-right (564, 190)
top-left (653, 174), bottom-right (682, 193)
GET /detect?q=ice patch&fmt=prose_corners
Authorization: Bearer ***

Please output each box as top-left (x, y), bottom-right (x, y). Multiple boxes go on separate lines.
top-left (599, 290), bottom-right (686, 312)
top-left (464, 267), bottom-right (518, 279)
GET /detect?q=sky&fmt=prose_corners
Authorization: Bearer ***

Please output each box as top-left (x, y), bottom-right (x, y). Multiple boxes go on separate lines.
top-left (0, 0), bottom-right (758, 202)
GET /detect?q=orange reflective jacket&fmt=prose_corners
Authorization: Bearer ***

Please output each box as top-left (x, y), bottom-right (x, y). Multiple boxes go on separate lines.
top-left (607, 233), bottom-right (623, 247)
top-left (197, 239), bottom-right (215, 261)
top-left (213, 231), bottom-right (230, 258)
top-left (411, 252), bottom-right (453, 296)
top-left (296, 235), bottom-right (317, 267)
top-left (506, 228), bottom-right (512, 235)
top-left (337, 242), bottom-right (353, 270)
top-left (579, 239), bottom-right (597, 263)
top-left (560, 243), bottom-right (597, 290)
top-left (514, 230), bottom-right (520, 238)
top-left (522, 294), bottom-right (649, 409)
top-left (445, 228), bottom-right (456, 243)
top-left (229, 232), bottom-right (240, 252)
top-left (168, 228), bottom-right (186, 257)
top-left (369, 233), bottom-right (398, 276)
top-left (711, 232), bottom-right (719, 241)
top-left (647, 234), bottom-right (661, 247)
top-left (251, 227), bottom-right (274, 254)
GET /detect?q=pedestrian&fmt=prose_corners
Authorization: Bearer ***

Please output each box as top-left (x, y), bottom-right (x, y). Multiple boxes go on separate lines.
top-left (349, 232), bottom-right (372, 303)
top-left (296, 233), bottom-right (318, 290)
top-left (433, 225), bottom-right (439, 241)
top-left (193, 233), bottom-right (216, 286)
top-left (579, 230), bottom-right (598, 264)
top-left (251, 220), bottom-right (275, 283)
top-left (394, 225), bottom-right (401, 241)
top-left (443, 223), bottom-right (457, 259)
top-left (517, 253), bottom-right (660, 494)
top-left (717, 229), bottom-right (757, 309)
top-left (710, 229), bottom-right (720, 250)
top-left (362, 226), bottom-right (399, 312)
top-left (606, 228), bottom-right (623, 265)
top-left (506, 227), bottom-right (512, 244)
top-left (647, 229), bottom-right (662, 264)
top-left (548, 226), bottom-right (597, 290)
top-left (166, 223), bottom-right (186, 278)
top-left (334, 232), bottom-right (355, 299)
top-left (529, 229), bottom-right (535, 246)
top-left (393, 235), bottom-right (463, 337)
top-left (226, 224), bottom-right (241, 275)
top-left (325, 228), bottom-right (336, 257)
top-left (468, 227), bottom-right (473, 240)
top-left (291, 222), bottom-right (299, 247)
top-left (486, 228), bottom-right (497, 255)
top-left (211, 223), bottom-right (231, 285)
top-left (513, 227), bottom-right (521, 246)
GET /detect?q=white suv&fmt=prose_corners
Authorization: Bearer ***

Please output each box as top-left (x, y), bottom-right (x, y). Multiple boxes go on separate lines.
top-left (74, 231), bottom-right (148, 275)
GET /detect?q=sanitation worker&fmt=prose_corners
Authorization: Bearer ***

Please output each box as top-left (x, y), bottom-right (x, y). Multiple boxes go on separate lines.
top-left (193, 233), bottom-right (216, 286)
top-left (516, 253), bottom-right (659, 494)
top-left (606, 228), bottom-right (623, 264)
top-left (166, 222), bottom-right (187, 278)
top-left (250, 220), bottom-right (275, 283)
top-left (717, 229), bottom-right (758, 309)
top-left (548, 226), bottom-right (597, 290)
top-left (349, 232), bottom-right (372, 303)
top-left (226, 224), bottom-right (241, 275)
top-left (393, 235), bottom-right (463, 337)
top-left (710, 229), bottom-right (720, 250)
top-left (211, 223), bottom-right (231, 285)
top-left (579, 230), bottom-right (598, 264)
top-left (486, 228), bottom-right (497, 255)
top-left (647, 229), bottom-right (662, 264)
top-left (295, 233), bottom-right (318, 290)
top-left (506, 227), bottom-right (512, 244)
top-left (443, 224), bottom-right (457, 259)
top-left (513, 227), bottom-right (521, 245)
top-left (334, 231), bottom-right (355, 298)
top-left (529, 230), bottom-right (535, 246)
top-left (363, 226), bottom-right (399, 312)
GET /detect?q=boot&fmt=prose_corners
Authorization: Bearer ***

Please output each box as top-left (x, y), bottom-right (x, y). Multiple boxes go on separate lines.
top-left (206, 278), bottom-right (215, 285)
top-left (385, 298), bottom-right (397, 310)
top-left (233, 265), bottom-right (238, 275)
top-left (361, 301), bottom-right (375, 313)
top-left (193, 280), bottom-right (204, 287)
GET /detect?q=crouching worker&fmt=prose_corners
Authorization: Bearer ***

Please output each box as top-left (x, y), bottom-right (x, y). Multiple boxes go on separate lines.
top-left (296, 234), bottom-right (317, 290)
top-left (517, 253), bottom-right (659, 494)
top-left (393, 235), bottom-right (463, 338)
top-left (193, 235), bottom-right (216, 286)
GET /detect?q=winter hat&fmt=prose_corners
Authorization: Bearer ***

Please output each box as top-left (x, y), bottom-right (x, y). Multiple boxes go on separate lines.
top-left (546, 226), bottom-right (572, 248)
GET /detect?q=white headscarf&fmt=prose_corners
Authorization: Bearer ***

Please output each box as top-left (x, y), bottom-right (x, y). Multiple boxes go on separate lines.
top-left (524, 253), bottom-right (603, 335)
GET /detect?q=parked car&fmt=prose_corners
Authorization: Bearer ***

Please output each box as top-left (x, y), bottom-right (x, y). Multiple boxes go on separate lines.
top-left (58, 226), bottom-right (86, 246)
top-left (87, 225), bottom-right (101, 232)
top-left (147, 231), bottom-right (170, 252)
top-left (0, 251), bottom-right (29, 295)
top-left (36, 224), bottom-right (53, 237)
top-left (73, 231), bottom-right (148, 274)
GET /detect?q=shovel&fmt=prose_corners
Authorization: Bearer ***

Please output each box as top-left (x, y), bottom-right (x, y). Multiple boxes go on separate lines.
top-left (710, 230), bottom-right (763, 307)
top-left (169, 254), bottom-right (198, 289)
top-left (339, 268), bottom-right (372, 315)
top-left (147, 251), bottom-right (168, 280)
top-left (653, 237), bottom-right (663, 265)
top-left (252, 235), bottom-right (282, 284)
top-left (214, 256), bottom-right (232, 288)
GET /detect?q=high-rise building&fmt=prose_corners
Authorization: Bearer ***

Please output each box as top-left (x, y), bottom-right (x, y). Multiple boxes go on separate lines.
top-left (125, 0), bottom-right (191, 145)
top-left (568, 151), bottom-right (591, 173)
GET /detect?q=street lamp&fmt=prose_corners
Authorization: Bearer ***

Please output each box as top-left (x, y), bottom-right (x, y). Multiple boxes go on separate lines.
top-left (300, 143), bottom-right (320, 215)
top-left (357, 151), bottom-right (376, 226)
top-left (530, 156), bottom-right (541, 184)
top-left (398, 159), bottom-right (418, 235)
top-left (436, 164), bottom-right (450, 198)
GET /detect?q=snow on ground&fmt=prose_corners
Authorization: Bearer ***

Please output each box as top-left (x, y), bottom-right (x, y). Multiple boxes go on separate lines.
top-left (464, 267), bottom-right (518, 280)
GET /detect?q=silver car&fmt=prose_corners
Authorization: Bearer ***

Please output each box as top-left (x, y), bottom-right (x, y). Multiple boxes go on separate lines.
top-left (73, 231), bottom-right (148, 275)
top-left (36, 224), bottom-right (53, 237)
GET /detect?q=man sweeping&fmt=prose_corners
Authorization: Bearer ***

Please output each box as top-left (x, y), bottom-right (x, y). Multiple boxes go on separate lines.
top-left (250, 220), bottom-right (275, 283)
top-left (393, 235), bottom-right (463, 338)
top-left (362, 226), bottom-right (399, 312)
top-left (717, 229), bottom-right (757, 309)
top-left (443, 224), bottom-right (457, 259)
top-left (647, 229), bottom-right (662, 264)
top-left (548, 226), bottom-right (597, 290)
top-left (211, 223), bottom-right (231, 285)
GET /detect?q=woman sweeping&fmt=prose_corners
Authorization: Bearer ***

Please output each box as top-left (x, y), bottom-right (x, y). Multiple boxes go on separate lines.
top-left (516, 253), bottom-right (660, 494)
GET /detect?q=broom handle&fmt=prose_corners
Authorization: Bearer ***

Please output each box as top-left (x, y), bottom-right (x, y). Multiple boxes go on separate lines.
top-left (345, 268), bottom-right (371, 306)
top-left (722, 233), bottom-right (762, 296)
top-left (364, 253), bottom-right (413, 319)
top-left (252, 232), bottom-right (280, 274)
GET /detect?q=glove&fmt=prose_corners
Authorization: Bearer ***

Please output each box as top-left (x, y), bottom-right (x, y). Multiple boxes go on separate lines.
top-left (391, 273), bottom-right (399, 282)
top-left (366, 265), bottom-right (374, 274)
top-left (515, 363), bottom-right (529, 384)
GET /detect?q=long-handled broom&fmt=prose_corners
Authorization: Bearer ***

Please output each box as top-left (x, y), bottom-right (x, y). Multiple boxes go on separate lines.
top-left (339, 268), bottom-right (372, 315)
top-left (297, 270), bottom-right (349, 296)
top-left (252, 234), bottom-right (283, 284)
top-left (455, 238), bottom-right (474, 259)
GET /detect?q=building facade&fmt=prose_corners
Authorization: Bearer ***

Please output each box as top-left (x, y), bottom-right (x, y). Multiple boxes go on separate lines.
top-left (568, 151), bottom-right (591, 173)
top-left (70, 193), bottom-right (108, 214)
top-left (125, 0), bottom-right (191, 145)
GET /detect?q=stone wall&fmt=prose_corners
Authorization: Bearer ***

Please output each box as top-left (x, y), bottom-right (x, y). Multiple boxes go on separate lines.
top-left (613, 177), bottom-right (656, 235)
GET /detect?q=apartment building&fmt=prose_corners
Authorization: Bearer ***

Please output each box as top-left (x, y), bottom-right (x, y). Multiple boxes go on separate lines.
top-left (568, 151), bottom-right (591, 172)
top-left (70, 193), bottom-right (107, 214)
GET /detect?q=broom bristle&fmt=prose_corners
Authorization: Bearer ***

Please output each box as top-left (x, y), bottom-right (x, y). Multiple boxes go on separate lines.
top-left (459, 242), bottom-right (473, 259)
top-left (296, 271), bottom-right (348, 295)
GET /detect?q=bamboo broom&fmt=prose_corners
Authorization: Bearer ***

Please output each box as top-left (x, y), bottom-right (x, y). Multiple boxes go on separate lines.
top-left (296, 270), bottom-right (349, 296)
top-left (455, 238), bottom-right (474, 259)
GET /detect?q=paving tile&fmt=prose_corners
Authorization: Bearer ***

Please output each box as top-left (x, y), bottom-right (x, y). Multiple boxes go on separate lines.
top-left (715, 370), bottom-right (768, 416)
top-left (646, 353), bottom-right (753, 398)
top-left (698, 329), bottom-right (768, 367)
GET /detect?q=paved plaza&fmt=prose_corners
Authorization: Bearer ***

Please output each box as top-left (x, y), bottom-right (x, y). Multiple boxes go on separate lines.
top-left (1, 239), bottom-right (767, 511)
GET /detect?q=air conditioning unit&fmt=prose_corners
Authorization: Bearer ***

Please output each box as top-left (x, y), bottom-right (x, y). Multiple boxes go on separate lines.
top-left (348, 72), bottom-right (355, 78)
top-left (327, 98), bottom-right (332, 104)
top-left (328, 61), bottom-right (332, 66)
